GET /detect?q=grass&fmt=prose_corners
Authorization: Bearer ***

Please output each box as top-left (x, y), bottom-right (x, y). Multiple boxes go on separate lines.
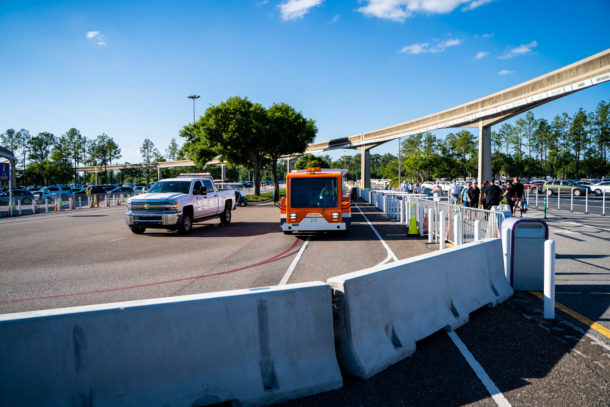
top-left (246, 188), bottom-right (286, 202)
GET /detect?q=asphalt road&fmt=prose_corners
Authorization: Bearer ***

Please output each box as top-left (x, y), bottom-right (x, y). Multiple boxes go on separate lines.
top-left (1, 200), bottom-right (608, 406)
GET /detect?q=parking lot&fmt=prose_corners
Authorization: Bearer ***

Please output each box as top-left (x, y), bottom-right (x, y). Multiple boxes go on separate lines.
top-left (0, 200), bottom-right (608, 405)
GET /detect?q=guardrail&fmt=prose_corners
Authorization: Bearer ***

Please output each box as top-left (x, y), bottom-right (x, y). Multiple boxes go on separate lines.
top-left (525, 187), bottom-right (607, 216)
top-left (0, 193), bottom-right (135, 217)
top-left (360, 189), bottom-right (508, 248)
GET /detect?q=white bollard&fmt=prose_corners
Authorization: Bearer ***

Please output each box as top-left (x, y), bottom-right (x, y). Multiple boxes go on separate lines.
top-left (474, 220), bottom-right (481, 242)
top-left (428, 207), bottom-right (434, 244)
top-left (585, 188), bottom-right (589, 214)
top-left (535, 188), bottom-right (538, 208)
top-left (570, 189), bottom-right (574, 212)
top-left (18, 200), bottom-right (22, 215)
top-left (79, 196), bottom-right (82, 208)
top-left (603, 191), bottom-right (606, 216)
top-left (453, 214), bottom-right (460, 246)
top-left (544, 240), bottom-right (556, 319)
top-left (439, 211), bottom-right (445, 250)
top-left (557, 187), bottom-right (561, 210)
top-left (45, 199), bottom-right (49, 213)
top-left (502, 226), bottom-right (511, 282)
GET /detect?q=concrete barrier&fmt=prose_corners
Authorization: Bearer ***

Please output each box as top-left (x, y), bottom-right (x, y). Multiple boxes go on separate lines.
top-left (0, 282), bottom-right (342, 406)
top-left (328, 238), bottom-right (512, 379)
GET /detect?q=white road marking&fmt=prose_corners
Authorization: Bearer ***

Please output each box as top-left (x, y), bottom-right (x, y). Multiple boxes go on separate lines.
top-left (557, 220), bottom-right (610, 233)
top-left (109, 237), bottom-right (126, 242)
top-left (447, 331), bottom-right (512, 407)
top-left (279, 238), bottom-right (309, 285)
top-left (355, 203), bottom-right (399, 263)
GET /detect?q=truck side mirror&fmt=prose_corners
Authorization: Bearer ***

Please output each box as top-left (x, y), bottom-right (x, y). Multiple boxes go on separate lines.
top-left (201, 187), bottom-right (207, 196)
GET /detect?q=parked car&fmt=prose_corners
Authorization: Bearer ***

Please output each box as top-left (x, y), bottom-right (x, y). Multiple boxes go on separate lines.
top-left (0, 190), bottom-right (35, 205)
top-left (541, 180), bottom-right (590, 196)
top-left (218, 183), bottom-right (248, 207)
top-left (34, 185), bottom-right (73, 201)
top-left (108, 186), bottom-right (135, 194)
top-left (523, 180), bottom-right (543, 192)
top-left (590, 181), bottom-right (610, 196)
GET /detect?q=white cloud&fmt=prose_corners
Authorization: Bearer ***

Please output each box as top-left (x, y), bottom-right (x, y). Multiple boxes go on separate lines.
top-left (86, 30), bottom-right (107, 46)
top-left (398, 42), bottom-right (430, 54)
top-left (330, 14), bottom-right (340, 23)
top-left (475, 51), bottom-right (488, 59)
top-left (462, 0), bottom-right (494, 11)
top-left (398, 37), bottom-right (462, 54)
top-left (498, 69), bottom-right (514, 75)
top-left (357, 0), bottom-right (493, 22)
top-left (499, 41), bottom-right (538, 59)
top-left (278, 0), bottom-right (324, 21)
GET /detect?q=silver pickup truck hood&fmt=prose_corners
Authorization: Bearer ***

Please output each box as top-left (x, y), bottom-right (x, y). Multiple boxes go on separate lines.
top-left (131, 193), bottom-right (186, 201)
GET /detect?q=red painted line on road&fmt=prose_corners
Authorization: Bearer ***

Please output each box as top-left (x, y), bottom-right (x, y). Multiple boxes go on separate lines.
top-left (1, 239), bottom-right (301, 305)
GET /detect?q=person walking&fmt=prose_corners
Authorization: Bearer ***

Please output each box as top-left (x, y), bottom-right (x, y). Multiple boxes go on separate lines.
top-left (468, 180), bottom-right (480, 208)
top-left (503, 180), bottom-right (516, 214)
top-left (512, 177), bottom-right (525, 215)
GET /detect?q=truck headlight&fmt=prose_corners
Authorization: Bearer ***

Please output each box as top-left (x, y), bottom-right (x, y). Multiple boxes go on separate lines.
top-left (170, 201), bottom-right (179, 211)
top-left (331, 212), bottom-right (340, 221)
top-left (289, 213), bottom-right (297, 222)
top-left (126, 202), bottom-right (132, 210)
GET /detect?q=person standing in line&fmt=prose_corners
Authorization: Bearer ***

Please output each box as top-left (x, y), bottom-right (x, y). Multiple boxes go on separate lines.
top-left (461, 182), bottom-right (470, 207)
top-left (468, 180), bottom-right (480, 208)
top-left (503, 180), bottom-right (516, 213)
top-left (480, 180), bottom-right (489, 209)
top-left (432, 180), bottom-right (443, 201)
top-left (449, 180), bottom-right (460, 205)
top-left (486, 180), bottom-right (503, 208)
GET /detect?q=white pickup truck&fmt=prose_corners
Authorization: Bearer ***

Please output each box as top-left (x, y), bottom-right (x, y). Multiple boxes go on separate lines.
top-left (124, 176), bottom-right (235, 234)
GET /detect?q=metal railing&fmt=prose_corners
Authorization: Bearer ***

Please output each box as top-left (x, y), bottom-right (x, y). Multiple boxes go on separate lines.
top-left (1, 193), bottom-right (135, 217)
top-left (525, 187), bottom-right (607, 216)
top-left (360, 189), bottom-right (509, 249)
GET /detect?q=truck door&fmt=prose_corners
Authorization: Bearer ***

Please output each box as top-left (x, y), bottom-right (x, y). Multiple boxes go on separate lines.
top-left (202, 179), bottom-right (218, 216)
top-left (192, 181), bottom-right (207, 219)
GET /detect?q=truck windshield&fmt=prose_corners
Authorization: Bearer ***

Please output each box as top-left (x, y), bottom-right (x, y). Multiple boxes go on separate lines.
top-left (290, 177), bottom-right (338, 208)
top-left (147, 181), bottom-right (191, 194)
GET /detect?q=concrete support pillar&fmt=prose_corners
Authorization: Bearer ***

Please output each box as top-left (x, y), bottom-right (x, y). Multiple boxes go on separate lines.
top-left (10, 159), bottom-right (17, 187)
top-left (478, 122), bottom-right (492, 185)
top-left (220, 164), bottom-right (227, 181)
top-left (286, 158), bottom-right (294, 174)
top-left (157, 166), bottom-right (162, 181)
top-left (95, 172), bottom-right (99, 185)
top-left (361, 147), bottom-right (371, 189)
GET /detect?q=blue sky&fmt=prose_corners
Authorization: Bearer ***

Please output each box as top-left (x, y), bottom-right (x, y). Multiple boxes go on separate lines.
top-left (1, 0), bottom-right (609, 163)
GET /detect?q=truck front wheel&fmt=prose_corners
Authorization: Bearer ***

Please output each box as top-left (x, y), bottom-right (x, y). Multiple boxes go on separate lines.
top-left (130, 225), bottom-right (146, 234)
top-left (220, 204), bottom-right (232, 225)
top-left (178, 213), bottom-right (193, 234)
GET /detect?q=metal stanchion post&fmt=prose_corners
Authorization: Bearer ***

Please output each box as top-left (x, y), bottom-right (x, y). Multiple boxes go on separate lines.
top-left (439, 211), bottom-right (445, 250)
top-left (428, 207), bottom-right (434, 244)
top-left (570, 188), bottom-right (574, 212)
top-left (544, 240), bottom-right (556, 320)
top-left (474, 220), bottom-right (481, 242)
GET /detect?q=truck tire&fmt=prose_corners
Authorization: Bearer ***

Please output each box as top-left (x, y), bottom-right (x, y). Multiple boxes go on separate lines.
top-left (130, 225), bottom-right (146, 234)
top-left (178, 212), bottom-right (193, 234)
top-left (220, 203), bottom-right (231, 225)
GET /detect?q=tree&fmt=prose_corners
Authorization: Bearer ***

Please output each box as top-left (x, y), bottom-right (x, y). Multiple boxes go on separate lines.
top-left (265, 102), bottom-right (317, 198)
top-left (140, 139), bottom-right (161, 183)
top-left (294, 154), bottom-right (331, 170)
top-left (62, 128), bottom-right (87, 184)
top-left (569, 109), bottom-right (591, 177)
top-left (166, 138), bottom-right (180, 161)
top-left (446, 130), bottom-right (476, 177)
top-left (88, 134), bottom-right (121, 184)
top-left (181, 96), bottom-right (268, 195)
top-left (28, 132), bottom-right (56, 163)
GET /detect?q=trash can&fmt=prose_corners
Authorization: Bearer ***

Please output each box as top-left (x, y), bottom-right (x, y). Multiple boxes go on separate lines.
top-left (501, 218), bottom-right (549, 290)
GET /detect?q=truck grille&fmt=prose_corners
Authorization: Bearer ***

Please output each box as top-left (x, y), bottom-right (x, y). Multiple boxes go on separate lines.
top-left (131, 202), bottom-right (174, 212)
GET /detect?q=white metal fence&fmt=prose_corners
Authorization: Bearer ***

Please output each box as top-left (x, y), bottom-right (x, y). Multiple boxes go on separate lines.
top-left (359, 189), bottom-right (508, 248)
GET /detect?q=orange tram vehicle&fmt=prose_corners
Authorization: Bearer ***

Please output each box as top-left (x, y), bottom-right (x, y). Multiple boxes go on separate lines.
top-left (279, 167), bottom-right (351, 234)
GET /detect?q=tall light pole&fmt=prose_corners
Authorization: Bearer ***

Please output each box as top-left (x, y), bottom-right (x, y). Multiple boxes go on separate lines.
top-left (187, 95), bottom-right (200, 123)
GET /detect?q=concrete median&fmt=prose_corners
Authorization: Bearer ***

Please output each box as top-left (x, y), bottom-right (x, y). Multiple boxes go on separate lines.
top-left (328, 238), bottom-right (513, 379)
top-left (0, 282), bottom-right (342, 406)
